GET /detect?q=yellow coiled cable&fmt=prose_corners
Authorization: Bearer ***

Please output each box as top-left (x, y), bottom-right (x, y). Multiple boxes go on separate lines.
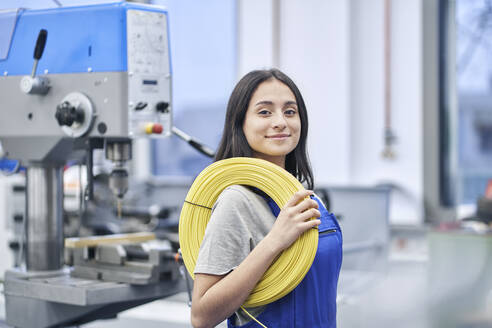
top-left (178, 157), bottom-right (318, 307)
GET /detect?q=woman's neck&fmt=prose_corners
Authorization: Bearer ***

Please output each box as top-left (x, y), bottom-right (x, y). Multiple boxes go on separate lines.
top-left (252, 153), bottom-right (285, 169)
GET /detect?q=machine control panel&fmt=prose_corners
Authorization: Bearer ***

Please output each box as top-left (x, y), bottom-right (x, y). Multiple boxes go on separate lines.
top-left (127, 9), bottom-right (172, 137)
top-left (0, 3), bottom-right (174, 163)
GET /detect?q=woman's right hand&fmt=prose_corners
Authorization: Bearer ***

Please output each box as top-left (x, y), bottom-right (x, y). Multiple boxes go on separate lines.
top-left (265, 190), bottom-right (321, 253)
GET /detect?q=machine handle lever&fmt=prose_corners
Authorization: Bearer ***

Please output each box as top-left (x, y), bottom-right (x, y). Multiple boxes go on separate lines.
top-left (172, 126), bottom-right (215, 158)
top-left (34, 29), bottom-right (48, 60)
top-left (31, 29), bottom-right (48, 77)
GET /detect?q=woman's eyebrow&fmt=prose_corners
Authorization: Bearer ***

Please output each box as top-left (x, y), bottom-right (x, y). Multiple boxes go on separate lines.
top-left (255, 100), bottom-right (274, 106)
top-left (254, 100), bottom-right (297, 107)
top-left (284, 101), bottom-right (298, 107)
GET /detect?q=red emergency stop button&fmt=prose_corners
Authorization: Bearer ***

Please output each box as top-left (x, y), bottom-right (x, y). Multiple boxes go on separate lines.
top-left (152, 123), bottom-right (163, 134)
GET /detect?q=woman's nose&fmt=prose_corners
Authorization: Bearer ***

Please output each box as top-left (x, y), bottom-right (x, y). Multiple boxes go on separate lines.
top-left (271, 112), bottom-right (287, 129)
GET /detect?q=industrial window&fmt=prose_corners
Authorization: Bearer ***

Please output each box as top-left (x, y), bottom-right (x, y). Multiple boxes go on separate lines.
top-left (441, 0), bottom-right (492, 205)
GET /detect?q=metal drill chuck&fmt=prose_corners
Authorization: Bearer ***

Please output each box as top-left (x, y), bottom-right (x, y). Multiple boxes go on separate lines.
top-left (109, 168), bottom-right (129, 199)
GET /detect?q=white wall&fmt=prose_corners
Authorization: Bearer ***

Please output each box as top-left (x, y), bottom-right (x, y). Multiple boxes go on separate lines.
top-left (237, 0), bottom-right (276, 73)
top-left (350, 0), bottom-right (423, 224)
top-left (239, 0), bottom-right (424, 224)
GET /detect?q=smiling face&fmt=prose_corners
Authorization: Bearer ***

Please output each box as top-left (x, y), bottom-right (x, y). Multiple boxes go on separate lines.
top-left (242, 78), bottom-right (301, 168)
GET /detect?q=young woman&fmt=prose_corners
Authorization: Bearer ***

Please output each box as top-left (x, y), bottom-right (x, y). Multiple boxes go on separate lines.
top-left (191, 69), bottom-right (342, 328)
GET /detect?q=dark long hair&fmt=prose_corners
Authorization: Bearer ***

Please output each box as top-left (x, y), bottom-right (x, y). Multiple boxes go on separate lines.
top-left (215, 69), bottom-right (314, 189)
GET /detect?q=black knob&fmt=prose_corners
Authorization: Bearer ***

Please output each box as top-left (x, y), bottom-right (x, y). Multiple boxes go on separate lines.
top-left (12, 185), bottom-right (25, 193)
top-left (55, 101), bottom-right (84, 127)
top-left (13, 214), bottom-right (23, 223)
top-left (156, 101), bottom-right (169, 113)
top-left (34, 29), bottom-right (47, 60)
top-left (9, 241), bottom-right (20, 250)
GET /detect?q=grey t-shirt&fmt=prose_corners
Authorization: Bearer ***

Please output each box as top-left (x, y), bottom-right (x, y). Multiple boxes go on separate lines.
top-left (194, 185), bottom-right (276, 326)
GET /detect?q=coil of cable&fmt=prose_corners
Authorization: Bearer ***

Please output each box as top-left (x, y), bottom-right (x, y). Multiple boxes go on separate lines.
top-left (179, 157), bottom-right (318, 307)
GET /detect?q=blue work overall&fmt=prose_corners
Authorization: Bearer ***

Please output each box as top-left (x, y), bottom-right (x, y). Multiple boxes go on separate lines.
top-left (228, 195), bottom-right (343, 328)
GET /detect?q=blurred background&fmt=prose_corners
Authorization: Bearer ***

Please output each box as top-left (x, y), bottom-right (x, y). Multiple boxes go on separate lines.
top-left (0, 0), bottom-right (491, 327)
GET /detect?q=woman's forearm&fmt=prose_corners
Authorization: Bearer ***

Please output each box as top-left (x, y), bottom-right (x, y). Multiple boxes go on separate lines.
top-left (191, 235), bottom-right (281, 328)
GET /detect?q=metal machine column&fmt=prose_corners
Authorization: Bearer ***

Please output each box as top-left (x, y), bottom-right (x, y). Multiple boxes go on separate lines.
top-left (26, 165), bottom-right (63, 271)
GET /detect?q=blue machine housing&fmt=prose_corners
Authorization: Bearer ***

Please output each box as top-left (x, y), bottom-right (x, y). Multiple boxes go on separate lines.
top-left (0, 2), bottom-right (170, 76)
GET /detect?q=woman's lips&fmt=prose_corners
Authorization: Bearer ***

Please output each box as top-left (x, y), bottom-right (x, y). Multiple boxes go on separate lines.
top-left (266, 134), bottom-right (290, 139)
